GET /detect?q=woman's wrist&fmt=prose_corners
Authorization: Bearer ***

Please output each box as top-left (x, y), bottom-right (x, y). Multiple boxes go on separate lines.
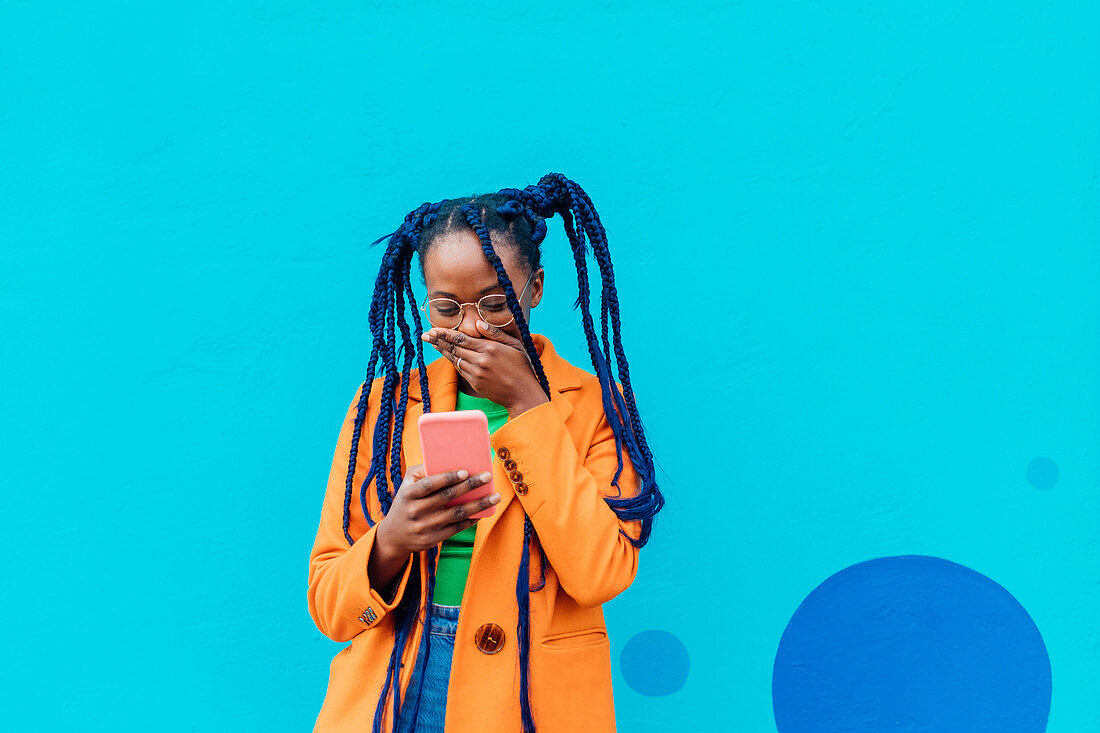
top-left (368, 518), bottom-right (413, 599)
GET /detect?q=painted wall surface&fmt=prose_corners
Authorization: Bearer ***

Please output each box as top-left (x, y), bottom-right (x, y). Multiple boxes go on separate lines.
top-left (2, 2), bottom-right (1097, 731)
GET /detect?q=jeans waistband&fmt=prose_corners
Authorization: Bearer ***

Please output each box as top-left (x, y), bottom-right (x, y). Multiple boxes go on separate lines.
top-left (428, 602), bottom-right (460, 637)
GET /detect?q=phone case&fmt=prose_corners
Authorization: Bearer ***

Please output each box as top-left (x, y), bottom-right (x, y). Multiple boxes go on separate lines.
top-left (417, 410), bottom-right (497, 519)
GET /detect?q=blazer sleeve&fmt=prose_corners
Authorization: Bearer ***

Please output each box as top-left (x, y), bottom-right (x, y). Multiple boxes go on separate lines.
top-left (306, 380), bottom-right (416, 642)
top-left (489, 381), bottom-right (644, 609)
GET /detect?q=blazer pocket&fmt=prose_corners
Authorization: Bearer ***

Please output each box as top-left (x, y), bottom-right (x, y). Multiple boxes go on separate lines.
top-left (540, 626), bottom-right (609, 649)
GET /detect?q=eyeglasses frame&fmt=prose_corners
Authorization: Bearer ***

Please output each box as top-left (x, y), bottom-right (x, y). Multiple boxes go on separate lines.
top-left (419, 269), bottom-right (539, 329)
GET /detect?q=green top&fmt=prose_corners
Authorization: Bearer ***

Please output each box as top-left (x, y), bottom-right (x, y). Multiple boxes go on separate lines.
top-left (433, 389), bottom-right (511, 606)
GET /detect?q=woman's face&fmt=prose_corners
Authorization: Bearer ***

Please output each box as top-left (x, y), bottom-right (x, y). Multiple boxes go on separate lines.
top-left (420, 228), bottom-right (544, 344)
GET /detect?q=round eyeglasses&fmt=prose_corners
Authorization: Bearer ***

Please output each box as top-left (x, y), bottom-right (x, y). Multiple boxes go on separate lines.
top-left (420, 270), bottom-right (537, 329)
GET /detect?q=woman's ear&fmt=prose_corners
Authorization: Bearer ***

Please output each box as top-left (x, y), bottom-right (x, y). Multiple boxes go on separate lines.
top-left (529, 268), bottom-right (545, 308)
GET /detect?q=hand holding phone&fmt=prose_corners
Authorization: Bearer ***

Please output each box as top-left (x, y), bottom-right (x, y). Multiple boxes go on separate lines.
top-left (370, 463), bottom-right (500, 591)
top-left (375, 462), bottom-right (500, 559)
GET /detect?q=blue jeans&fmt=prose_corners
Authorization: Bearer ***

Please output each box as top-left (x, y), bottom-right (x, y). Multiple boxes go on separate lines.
top-left (397, 602), bottom-right (459, 733)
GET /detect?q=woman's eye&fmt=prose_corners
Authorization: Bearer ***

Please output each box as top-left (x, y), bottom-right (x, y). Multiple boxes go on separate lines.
top-left (480, 296), bottom-right (508, 312)
top-left (432, 305), bottom-right (459, 316)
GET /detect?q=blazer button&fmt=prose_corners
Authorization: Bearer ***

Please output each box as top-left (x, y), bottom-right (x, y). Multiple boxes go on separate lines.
top-left (509, 471), bottom-right (523, 483)
top-left (474, 623), bottom-right (506, 654)
top-left (496, 447), bottom-right (510, 460)
top-left (514, 481), bottom-right (528, 495)
top-left (503, 458), bottom-right (517, 471)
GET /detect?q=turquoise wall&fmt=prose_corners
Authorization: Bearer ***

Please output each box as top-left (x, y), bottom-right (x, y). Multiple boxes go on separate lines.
top-left (2, 2), bottom-right (1096, 730)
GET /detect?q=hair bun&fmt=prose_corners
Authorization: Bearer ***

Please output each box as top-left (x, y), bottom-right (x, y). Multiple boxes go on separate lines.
top-left (531, 219), bottom-right (548, 244)
top-left (497, 199), bottom-right (548, 245)
top-left (496, 200), bottom-right (524, 220)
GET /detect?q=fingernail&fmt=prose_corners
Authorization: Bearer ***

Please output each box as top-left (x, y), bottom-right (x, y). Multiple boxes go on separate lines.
top-left (489, 493), bottom-right (500, 503)
top-left (421, 333), bottom-right (429, 340)
top-left (457, 469), bottom-right (469, 479)
top-left (476, 320), bottom-right (488, 328)
top-left (479, 471), bottom-right (491, 481)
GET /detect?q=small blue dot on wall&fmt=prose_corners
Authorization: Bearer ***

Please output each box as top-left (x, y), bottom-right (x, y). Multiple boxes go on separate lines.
top-left (620, 630), bottom-right (689, 696)
top-left (773, 555), bottom-right (1050, 733)
top-left (1026, 456), bottom-right (1059, 490)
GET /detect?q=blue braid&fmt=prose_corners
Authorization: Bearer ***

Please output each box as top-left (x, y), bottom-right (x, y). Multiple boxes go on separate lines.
top-left (460, 203), bottom-right (550, 733)
top-left (404, 247), bottom-right (432, 415)
top-left (388, 240), bottom-right (417, 504)
top-left (332, 200), bottom-right (448, 732)
top-left (552, 198), bottom-right (627, 484)
top-left (516, 520), bottom-right (537, 732)
top-left (346, 246), bottom-right (398, 535)
top-left (385, 224), bottom-right (445, 730)
top-left (501, 175), bottom-right (664, 547)
top-left (557, 183), bottom-right (629, 491)
top-left (553, 177), bottom-right (664, 540)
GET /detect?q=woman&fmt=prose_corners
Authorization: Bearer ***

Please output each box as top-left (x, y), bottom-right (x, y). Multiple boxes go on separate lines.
top-left (307, 173), bottom-right (664, 732)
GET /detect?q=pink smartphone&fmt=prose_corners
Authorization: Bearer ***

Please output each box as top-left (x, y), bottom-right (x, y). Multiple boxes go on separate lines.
top-left (417, 410), bottom-right (497, 519)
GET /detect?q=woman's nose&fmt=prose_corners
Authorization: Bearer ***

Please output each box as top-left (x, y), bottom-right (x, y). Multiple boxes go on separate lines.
top-left (456, 304), bottom-right (482, 336)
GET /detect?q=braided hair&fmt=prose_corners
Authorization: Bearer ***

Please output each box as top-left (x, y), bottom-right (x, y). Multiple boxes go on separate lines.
top-left (342, 173), bottom-right (665, 732)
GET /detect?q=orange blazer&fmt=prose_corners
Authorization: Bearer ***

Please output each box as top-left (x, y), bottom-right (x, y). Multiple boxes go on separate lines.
top-left (307, 332), bottom-right (644, 732)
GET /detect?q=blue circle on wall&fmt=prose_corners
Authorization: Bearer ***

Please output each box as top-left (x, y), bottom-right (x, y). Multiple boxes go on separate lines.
top-left (1026, 456), bottom-right (1059, 490)
top-left (620, 630), bottom-right (689, 696)
top-left (773, 555), bottom-right (1050, 732)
